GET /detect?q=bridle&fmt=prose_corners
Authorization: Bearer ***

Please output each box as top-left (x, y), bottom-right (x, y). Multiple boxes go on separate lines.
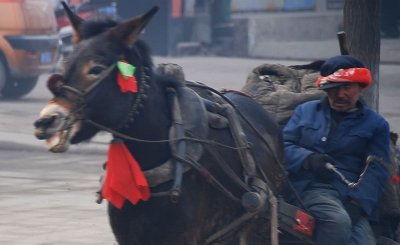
top-left (61, 64), bottom-right (116, 99)
top-left (53, 62), bottom-right (151, 133)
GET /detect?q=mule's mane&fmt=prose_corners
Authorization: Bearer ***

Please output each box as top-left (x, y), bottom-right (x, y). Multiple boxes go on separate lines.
top-left (129, 39), bottom-right (154, 69)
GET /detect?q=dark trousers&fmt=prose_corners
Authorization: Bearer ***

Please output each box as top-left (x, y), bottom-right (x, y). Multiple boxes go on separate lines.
top-left (301, 182), bottom-right (376, 245)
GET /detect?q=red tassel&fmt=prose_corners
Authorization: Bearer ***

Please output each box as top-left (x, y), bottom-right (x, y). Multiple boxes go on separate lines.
top-left (102, 141), bottom-right (150, 209)
top-left (117, 72), bottom-right (138, 93)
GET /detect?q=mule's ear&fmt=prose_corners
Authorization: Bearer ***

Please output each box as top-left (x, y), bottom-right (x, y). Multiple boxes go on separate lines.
top-left (61, 1), bottom-right (84, 43)
top-left (109, 6), bottom-right (159, 48)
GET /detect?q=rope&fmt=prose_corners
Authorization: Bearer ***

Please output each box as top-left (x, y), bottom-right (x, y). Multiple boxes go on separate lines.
top-left (86, 119), bottom-right (249, 151)
top-left (269, 189), bottom-right (279, 245)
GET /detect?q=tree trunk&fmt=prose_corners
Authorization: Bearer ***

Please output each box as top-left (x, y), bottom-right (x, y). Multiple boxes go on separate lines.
top-left (343, 0), bottom-right (381, 111)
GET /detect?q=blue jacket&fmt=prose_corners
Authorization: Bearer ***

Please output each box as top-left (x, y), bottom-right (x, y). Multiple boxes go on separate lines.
top-left (283, 97), bottom-right (390, 220)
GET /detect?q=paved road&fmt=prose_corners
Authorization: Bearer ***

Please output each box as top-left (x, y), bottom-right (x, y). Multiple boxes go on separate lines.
top-left (0, 56), bottom-right (398, 244)
top-left (0, 147), bottom-right (115, 244)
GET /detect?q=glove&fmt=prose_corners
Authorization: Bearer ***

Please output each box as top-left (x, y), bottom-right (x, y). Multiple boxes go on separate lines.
top-left (344, 200), bottom-right (365, 224)
top-left (303, 153), bottom-right (335, 182)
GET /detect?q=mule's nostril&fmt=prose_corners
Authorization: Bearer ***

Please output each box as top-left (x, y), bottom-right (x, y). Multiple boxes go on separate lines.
top-left (34, 115), bottom-right (57, 128)
top-left (33, 119), bottom-right (42, 128)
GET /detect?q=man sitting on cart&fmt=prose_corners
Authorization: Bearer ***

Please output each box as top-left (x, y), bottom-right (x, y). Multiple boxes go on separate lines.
top-left (283, 55), bottom-right (390, 245)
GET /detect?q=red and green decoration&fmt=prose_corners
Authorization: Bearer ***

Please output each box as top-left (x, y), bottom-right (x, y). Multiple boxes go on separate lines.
top-left (117, 60), bottom-right (138, 93)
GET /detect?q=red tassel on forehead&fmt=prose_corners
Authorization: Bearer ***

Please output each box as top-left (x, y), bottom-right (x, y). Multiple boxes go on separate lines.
top-left (117, 60), bottom-right (138, 93)
top-left (102, 140), bottom-right (150, 209)
top-left (117, 72), bottom-right (138, 93)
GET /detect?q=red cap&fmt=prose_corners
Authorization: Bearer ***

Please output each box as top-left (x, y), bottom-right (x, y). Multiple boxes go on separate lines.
top-left (316, 68), bottom-right (372, 90)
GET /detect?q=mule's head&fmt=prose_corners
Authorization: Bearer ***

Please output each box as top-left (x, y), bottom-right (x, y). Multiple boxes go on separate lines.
top-left (34, 3), bottom-right (159, 152)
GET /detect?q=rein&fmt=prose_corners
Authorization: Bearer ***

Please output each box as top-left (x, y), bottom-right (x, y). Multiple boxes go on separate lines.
top-left (326, 155), bottom-right (385, 188)
top-left (86, 119), bottom-right (247, 150)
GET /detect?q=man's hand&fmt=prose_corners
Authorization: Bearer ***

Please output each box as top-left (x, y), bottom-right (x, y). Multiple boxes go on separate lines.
top-left (304, 154), bottom-right (335, 182)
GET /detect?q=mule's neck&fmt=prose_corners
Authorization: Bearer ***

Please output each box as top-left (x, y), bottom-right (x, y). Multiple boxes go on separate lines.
top-left (118, 72), bottom-right (172, 170)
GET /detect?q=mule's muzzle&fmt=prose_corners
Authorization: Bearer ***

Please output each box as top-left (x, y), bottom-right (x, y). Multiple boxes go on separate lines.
top-left (33, 111), bottom-right (68, 139)
top-left (34, 113), bottom-right (74, 153)
top-left (34, 115), bottom-right (57, 129)
top-left (34, 117), bottom-right (56, 139)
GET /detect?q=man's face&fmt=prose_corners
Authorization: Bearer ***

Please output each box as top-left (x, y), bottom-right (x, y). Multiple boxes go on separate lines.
top-left (326, 83), bottom-right (363, 112)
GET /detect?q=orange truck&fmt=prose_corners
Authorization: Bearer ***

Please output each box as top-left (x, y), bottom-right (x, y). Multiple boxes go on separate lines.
top-left (0, 0), bottom-right (59, 98)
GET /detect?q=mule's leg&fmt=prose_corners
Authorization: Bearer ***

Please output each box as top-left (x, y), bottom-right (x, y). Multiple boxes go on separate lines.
top-left (108, 204), bottom-right (131, 244)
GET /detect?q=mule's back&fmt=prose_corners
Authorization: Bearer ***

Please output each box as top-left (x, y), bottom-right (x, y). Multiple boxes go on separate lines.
top-left (156, 63), bottom-right (288, 195)
top-left (223, 91), bottom-right (287, 192)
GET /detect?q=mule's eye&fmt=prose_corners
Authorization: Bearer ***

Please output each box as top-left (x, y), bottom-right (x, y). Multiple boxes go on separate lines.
top-left (87, 65), bottom-right (106, 78)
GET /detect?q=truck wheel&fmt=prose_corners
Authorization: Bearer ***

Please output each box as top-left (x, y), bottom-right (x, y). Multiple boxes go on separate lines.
top-left (1, 77), bottom-right (38, 99)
